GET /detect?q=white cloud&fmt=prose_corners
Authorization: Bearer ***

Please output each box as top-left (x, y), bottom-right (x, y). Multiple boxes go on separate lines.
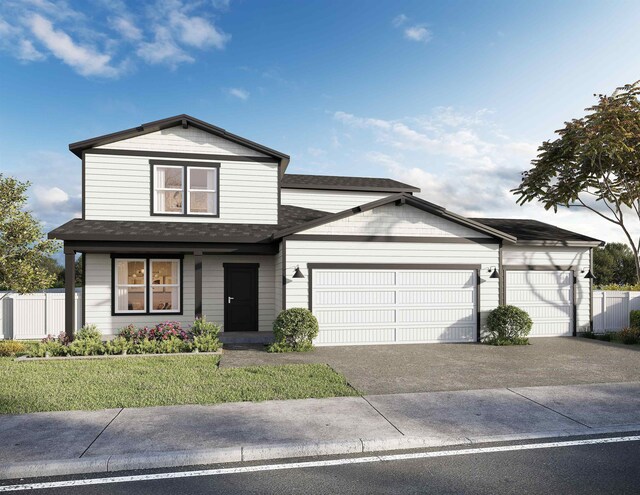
top-left (0, 0), bottom-right (232, 77)
top-left (17, 38), bottom-right (45, 61)
top-left (33, 186), bottom-right (69, 209)
top-left (404, 25), bottom-right (432, 43)
top-left (28, 14), bottom-right (120, 77)
top-left (111, 16), bottom-right (142, 41)
top-left (227, 87), bottom-right (249, 100)
top-left (392, 14), bottom-right (408, 27)
top-left (392, 14), bottom-right (432, 44)
top-left (169, 11), bottom-right (230, 49)
top-left (136, 26), bottom-right (194, 66)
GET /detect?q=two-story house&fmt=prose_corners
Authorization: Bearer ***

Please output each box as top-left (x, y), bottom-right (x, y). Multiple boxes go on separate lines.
top-left (50, 115), bottom-right (603, 345)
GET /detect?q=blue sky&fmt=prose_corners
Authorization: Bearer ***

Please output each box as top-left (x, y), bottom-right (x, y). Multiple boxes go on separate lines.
top-left (1, 0), bottom-right (639, 244)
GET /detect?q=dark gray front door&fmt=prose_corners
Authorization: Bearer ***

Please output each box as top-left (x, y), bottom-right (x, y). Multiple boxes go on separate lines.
top-left (224, 263), bottom-right (259, 332)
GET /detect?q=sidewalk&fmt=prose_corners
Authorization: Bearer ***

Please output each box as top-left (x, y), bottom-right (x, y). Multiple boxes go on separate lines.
top-left (1, 381), bottom-right (639, 480)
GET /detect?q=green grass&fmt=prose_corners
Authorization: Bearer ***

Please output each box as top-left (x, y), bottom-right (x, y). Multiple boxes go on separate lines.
top-left (0, 356), bottom-right (359, 414)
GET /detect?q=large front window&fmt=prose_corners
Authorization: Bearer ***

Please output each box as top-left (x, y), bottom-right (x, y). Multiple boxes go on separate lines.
top-left (113, 257), bottom-right (182, 314)
top-left (152, 162), bottom-right (219, 216)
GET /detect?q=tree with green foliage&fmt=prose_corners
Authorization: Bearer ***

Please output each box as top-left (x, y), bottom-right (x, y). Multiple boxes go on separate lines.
top-left (0, 175), bottom-right (60, 297)
top-left (593, 242), bottom-right (637, 286)
top-left (513, 81), bottom-right (640, 283)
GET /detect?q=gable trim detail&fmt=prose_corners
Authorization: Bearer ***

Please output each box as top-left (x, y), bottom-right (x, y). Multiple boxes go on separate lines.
top-left (69, 114), bottom-right (290, 169)
top-left (272, 193), bottom-right (517, 243)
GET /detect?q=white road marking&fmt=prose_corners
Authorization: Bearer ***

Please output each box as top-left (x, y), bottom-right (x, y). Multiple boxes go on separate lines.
top-left (1, 435), bottom-right (639, 492)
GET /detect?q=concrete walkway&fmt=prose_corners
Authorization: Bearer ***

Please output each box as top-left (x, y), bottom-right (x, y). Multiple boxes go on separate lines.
top-left (1, 381), bottom-right (639, 479)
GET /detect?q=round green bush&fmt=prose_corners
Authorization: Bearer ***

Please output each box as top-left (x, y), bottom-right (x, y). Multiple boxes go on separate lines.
top-left (269, 308), bottom-right (319, 352)
top-left (485, 305), bottom-right (532, 345)
top-left (76, 324), bottom-right (102, 342)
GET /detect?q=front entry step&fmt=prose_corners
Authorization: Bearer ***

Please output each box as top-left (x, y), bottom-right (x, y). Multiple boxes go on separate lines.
top-left (219, 332), bottom-right (274, 345)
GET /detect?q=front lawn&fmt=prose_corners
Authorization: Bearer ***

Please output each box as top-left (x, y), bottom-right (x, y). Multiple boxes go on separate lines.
top-left (0, 356), bottom-right (358, 414)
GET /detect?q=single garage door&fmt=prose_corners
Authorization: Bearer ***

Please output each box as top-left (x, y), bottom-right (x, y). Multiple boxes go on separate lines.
top-left (311, 268), bottom-right (477, 345)
top-left (505, 270), bottom-right (573, 337)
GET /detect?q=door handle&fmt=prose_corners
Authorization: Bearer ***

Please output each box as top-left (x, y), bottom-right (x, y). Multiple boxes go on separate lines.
top-left (228, 297), bottom-right (234, 304)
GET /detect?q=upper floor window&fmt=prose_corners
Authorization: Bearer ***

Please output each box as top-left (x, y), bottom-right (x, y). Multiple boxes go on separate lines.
top-left (152, 161), bottom-right (219, 216)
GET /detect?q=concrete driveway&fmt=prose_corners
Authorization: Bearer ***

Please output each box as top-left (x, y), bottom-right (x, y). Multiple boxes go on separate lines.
top-left (220, 338), bottom-right (640, 395)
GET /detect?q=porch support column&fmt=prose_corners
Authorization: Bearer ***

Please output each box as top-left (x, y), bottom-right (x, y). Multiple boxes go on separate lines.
top-left (64, 247), bottom-right (76, 341)
top-left (194, 250), bottom-right (203, 318)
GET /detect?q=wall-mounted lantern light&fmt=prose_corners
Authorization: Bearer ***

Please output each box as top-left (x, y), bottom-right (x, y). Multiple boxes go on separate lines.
top-left (292, 266), bottom-right (305, 279)
top-left (489, 266), bottom-right (500, 279)
top-left (581, 267), bottom-right (595, 279)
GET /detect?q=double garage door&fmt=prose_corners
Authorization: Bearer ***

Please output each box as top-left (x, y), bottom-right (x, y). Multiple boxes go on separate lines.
top-left (312, 267), bottom-right (477, 345)
top-left (505, 270), bottom-right (574, 337)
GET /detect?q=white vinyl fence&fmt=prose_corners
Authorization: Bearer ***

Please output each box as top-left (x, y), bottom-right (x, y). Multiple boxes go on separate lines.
top-left (0, 290), bottom-right (82, 340)
top-left (592, 290), bottom-right (640, 333)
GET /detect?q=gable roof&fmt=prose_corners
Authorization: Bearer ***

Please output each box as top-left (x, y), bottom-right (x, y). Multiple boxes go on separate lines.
top-left (49, 205), bottom-right (327, 244)
top-left (68, 114), bottom-right (290, 169)
top-left (281, 174), bottom-right (420, 193)
top-left (272, 193), bottom-right (517, 243)
top-left (471, 218), bottom-right (604, 246)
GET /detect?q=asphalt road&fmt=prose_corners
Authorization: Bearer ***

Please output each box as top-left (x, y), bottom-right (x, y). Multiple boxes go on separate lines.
top-left (3, 436), bottom-right (640, 494)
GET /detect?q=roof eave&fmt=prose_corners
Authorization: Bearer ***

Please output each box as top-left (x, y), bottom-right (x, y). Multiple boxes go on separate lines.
top-left (281, 183), bottom-right (421, 193)
top-left (514, 239), bottom-right (605, 248)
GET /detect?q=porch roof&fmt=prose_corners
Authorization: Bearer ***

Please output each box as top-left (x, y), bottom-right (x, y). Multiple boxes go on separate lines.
top-left (49, 205), bottom-right (328, 244)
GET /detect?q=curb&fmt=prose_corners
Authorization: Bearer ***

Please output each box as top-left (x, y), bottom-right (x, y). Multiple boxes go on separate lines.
top-left (2, 425), bottom-right (639, 481)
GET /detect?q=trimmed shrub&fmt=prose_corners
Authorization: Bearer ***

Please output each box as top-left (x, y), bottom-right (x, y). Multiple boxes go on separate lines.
top-left (0, 340), bottom-right (27, 357)
top-left (485, 305), bottom-right (532, 345)
top-left (68, 338), bottom-right (105, 356)
top-left (268, 308), bottom-right (319, 352)
top-left (616, 327), bottom-right (640, 345)
top-left (192, 334), bottom-right (221, 352)
top-left (191, 317), bottom-right (221, 338)
top-left (630, 310), bottom-right (640, 330)
top-left (76, 324), bottom-right (102, 342)
top-left (104, 336), bottom-right (131, 355)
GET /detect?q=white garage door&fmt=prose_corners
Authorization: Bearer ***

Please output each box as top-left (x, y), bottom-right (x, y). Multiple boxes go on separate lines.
top-left (505, 270), bottom-right (573, 337)
top-left (311, 268), bottom-right (477, 345)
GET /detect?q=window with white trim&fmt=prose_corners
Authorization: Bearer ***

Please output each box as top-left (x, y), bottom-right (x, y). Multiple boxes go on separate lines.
top-left (113, 258), bottom-right (182, 314)
top-left (152, 163), bottom-right (219, 216)
top-left (187, 167), bottom-right (217, 215)
top-left (154, 166), bottom-right (183, 214)
top-left (114, 259), bottom-right (147, 313)
top-left (151, 259), bottom-right (181, 312)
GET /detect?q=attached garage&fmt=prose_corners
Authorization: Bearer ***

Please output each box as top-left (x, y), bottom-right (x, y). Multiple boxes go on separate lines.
top-left (505, 270), bottom-right (574, 337)
top-left (310, 265), bottom-right (479, 345)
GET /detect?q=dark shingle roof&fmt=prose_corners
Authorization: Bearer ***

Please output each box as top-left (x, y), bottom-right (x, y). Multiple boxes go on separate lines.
top-left (49, 205), bottom-right (329, 243)
top-left (471, 218), bottom-right (604, 244)
top-left (281, 174), bottom-right (420, 193)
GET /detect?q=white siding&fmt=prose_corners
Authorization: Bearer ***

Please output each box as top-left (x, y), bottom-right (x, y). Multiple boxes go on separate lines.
top-left (501, 246), bottom-right (591, 332)
top-left (285, 240), bottom-right (499, 332)
top-left (85, 253), bottom-right (278, 336)
top-left (84, 253), bottom-right (196, 336)
top-left (97, 126), bottom-right (268, 157)
top-left (202, 255), bottom-right (276, 333)
top-left (281, 189), bottom-right (391, 213)
top-left (274, 244), bottom-right (283, 314)
top-left (300, 204), bottom-right (490, 238)
top-left (84, 153), bottom-right (278, 223)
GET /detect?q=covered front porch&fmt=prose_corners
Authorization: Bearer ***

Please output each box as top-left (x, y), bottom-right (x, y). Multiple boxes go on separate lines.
top-left (63, 239), bottom-right (283, 340)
